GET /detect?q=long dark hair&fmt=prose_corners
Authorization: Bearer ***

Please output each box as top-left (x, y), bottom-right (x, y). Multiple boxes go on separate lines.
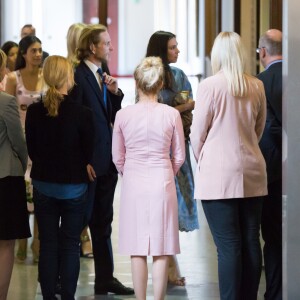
top-left (15, 35), bottom-right (42, 70)
top-left (1, 41), bottom-right (18, 56)
top-left (145, 31), bottom-right (176, 90)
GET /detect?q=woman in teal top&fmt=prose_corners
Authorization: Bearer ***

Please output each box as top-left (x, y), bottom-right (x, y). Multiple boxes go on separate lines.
top-left (146, 30), bottom-right (199, 285)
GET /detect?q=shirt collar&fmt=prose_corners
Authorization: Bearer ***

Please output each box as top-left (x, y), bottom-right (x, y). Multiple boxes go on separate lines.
top-left (84, 59), bottom-right (100, 75)
top-left (266, 59), bottom-right (283, 70)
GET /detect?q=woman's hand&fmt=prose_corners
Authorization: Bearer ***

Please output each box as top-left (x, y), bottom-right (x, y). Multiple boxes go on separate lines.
top-left (175, 99), bottom-right (195, 113)
top-left (187, 99), bottom-right (195, 110)
top-left (87, 164), bottom-right (96, 181)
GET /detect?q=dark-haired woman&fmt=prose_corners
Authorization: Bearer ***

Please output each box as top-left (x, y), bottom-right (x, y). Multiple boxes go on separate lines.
top-left (146, 30), bottom-right (199, 286)
top-left (1, 41), bottom-right (18, 72)
top-left (5, 35), bottom-right (46, 262)
top-left (0, 41), bottom-right (18, 91)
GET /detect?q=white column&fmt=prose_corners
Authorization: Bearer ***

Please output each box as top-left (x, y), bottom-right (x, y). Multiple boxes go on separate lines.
top-left (283, 0), bottom-right (300, 298)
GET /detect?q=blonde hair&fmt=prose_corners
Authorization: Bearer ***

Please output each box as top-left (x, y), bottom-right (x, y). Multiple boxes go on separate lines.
top-left (43, 55), bottom-right (74, 117)
top-left (134, 56), bottom-right (164, 97)
top-left (77, 24), bottom-right (107, 61)
top-left (0, 49), bottom-right (7, 70)
top-left (211, 32), bottom-right (248, 97)
top-left (0, 49), bottom-right (7, 82)
top-left (66, 23), bottom-right (86, 67)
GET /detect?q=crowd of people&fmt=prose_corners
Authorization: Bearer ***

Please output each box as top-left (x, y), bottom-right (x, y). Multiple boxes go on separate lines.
top-left (0, 22), bottom-right (282, 300)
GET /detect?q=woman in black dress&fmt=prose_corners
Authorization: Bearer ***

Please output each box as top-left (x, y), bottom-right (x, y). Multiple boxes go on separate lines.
top-left (0, 49), bottom-right (31, 299)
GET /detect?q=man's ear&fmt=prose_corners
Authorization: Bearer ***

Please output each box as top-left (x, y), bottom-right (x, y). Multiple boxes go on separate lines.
top-left (90, 43), bottom-right (96, 55)
top-left (261, 47), bottom-right (267, 59)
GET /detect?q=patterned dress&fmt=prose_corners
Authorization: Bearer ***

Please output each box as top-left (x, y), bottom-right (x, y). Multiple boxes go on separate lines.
top-left (160, 66), bottom-right (199, 232)
top-left (14, 70), bottom-right (46, 202)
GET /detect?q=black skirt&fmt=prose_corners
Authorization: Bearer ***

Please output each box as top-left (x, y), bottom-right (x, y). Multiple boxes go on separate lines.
top-left (0, 176), bottom-right (31, 240)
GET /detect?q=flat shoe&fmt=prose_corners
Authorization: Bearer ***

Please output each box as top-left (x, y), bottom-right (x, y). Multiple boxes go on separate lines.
top-left (81, 252), bottom-right (94, 259)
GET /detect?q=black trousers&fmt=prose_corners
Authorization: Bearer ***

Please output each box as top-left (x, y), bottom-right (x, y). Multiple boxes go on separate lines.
top-left (261, 179), bottom-right (282, 300)
top-left (88, 164), bottom-right (118, 283)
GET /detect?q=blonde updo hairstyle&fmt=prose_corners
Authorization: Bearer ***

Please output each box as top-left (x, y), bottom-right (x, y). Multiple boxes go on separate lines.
top-left (43, 55), bottom-right (74, 117)
top-left (134, 56), bottom-right (164, 99)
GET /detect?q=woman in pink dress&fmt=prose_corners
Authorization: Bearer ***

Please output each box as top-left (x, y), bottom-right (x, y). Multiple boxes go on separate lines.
top-left (0, 41), bottom-right (18, 91)
top-left (5, 35), bottom-right (46, 263)
top-left (112, 56), bottom-right (185, 300)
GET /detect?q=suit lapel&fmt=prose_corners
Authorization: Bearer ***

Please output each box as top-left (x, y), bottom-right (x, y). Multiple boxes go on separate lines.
top-left (80, 62), bottom-right (108, 117)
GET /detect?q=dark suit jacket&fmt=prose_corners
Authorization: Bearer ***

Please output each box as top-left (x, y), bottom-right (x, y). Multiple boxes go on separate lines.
top-left (42, 51), bottom-right (49, 62)
top-left (25, 95), bottom-right (94, 183)
top-left (258, 61), bottom-right (282, 183)
top-left (69, 61), bottom-right (123, 176)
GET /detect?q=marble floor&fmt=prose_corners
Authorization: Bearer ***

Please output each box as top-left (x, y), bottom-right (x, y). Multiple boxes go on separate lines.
top-left (8, 77), bottom-right (266, 299)
top-left (8, 179), bottom-right (266, 300)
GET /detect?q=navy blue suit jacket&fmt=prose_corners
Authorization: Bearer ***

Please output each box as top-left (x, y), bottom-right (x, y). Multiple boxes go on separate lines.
top-left (70, 61), bottom-right (123, 176)
top-left (258, 62), bottom-right (282, 183)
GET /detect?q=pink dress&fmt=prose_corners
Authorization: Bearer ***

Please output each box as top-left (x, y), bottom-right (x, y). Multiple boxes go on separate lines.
top-left (14, 70), bottom-right (44, 127)
top-left (112, 101), bottom-right (185, 256)
top-left (13, 70), bottom-right (45, 202)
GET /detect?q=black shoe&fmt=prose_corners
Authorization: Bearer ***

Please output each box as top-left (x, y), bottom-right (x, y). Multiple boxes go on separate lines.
top-left (55, 282), bottom-right (62, 295)
top-left (94, 277), bottom-right (134, 295)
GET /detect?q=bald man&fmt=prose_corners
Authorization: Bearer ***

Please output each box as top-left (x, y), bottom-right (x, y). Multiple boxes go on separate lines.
top-left (20, 24), bottom-right (36, 38)
top-left (257, 29), bottom-right (283, 300)
top-left (20, 24), bottom-right (49, 61)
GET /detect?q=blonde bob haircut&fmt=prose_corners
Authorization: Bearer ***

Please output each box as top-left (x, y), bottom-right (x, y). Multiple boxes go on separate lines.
top-left (66, 23), bottom-right (86, 66)
top-left (43, 55), bottom-right (74, 117)
top-left (0, 49), bottom-right (7, 71)
top-left (134, 56), bottom-right (164, 97)
top-left (211, 31), bottom-right (248, 97)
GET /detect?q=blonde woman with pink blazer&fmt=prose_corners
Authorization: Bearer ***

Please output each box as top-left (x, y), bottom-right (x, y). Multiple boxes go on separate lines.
top-left (190, 32), bottom-right (267, 300)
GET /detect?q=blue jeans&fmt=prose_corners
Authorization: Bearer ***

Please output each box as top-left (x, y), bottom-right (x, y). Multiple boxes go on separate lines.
top-left (202, 197), bottom-right (264, 300)
top-left (33, 188), bottom-right (87, 300)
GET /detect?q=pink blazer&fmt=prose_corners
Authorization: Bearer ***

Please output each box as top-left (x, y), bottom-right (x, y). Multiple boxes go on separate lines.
top-left (190, 72), bottom-right (268, 200)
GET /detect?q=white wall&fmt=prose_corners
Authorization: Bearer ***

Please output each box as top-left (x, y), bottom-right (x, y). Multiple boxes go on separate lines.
top-left (118, 0), bottom-right (204, 77)
top-left (2, 0), bottom-right (82, 57)
top-left (1, 0), bottom-right (204, 78)
top-left (118, 0), bottom-right (155, 75)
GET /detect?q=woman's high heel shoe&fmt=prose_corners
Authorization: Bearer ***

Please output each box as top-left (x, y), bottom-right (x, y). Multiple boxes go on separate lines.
top-left (80, 235), bottom-right (93, 258)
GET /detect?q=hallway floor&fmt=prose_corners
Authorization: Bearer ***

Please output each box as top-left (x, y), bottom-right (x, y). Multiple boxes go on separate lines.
top-left (8, 181), bottom-right (266, 300)
top-left (8, 77), bottom-right (266, 299)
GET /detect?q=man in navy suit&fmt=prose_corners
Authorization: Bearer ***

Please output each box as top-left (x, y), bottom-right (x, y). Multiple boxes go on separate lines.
top-left (257, 29), bottom-right (283, 300)
top-left (69, 24), bottom-right (134, 296)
